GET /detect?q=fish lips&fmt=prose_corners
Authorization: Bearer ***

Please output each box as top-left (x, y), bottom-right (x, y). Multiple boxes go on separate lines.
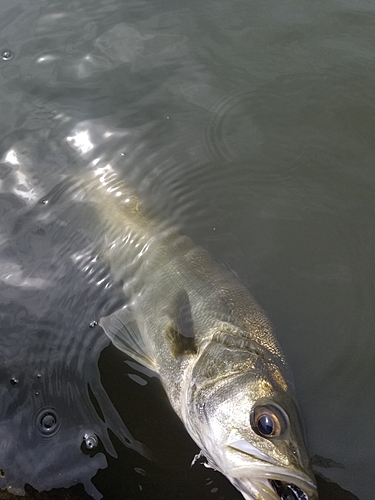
top-left (226, 442), bottom-right (317, 500)
top-left (228, 470), bottom-right (318, 500)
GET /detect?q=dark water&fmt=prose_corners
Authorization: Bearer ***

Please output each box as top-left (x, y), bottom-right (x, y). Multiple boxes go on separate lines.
top-left (0, 0), bottom-right (374, 499)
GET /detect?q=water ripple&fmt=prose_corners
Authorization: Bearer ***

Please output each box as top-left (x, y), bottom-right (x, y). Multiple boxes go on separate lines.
top-left (0, 183), bottom-right (149, 498)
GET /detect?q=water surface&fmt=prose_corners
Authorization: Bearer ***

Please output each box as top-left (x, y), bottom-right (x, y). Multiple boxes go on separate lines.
top-left (0, 0), bottom-right (374, 498)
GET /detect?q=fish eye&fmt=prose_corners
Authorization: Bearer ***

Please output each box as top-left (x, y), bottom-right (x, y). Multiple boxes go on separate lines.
top-left (250, 403), bottom-right (288, 438)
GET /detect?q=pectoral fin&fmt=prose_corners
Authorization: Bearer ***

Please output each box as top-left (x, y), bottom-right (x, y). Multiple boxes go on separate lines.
top-left (100, 306), bottom-right (157, 373)
top-left (164, 289), bottom-right (197, 358)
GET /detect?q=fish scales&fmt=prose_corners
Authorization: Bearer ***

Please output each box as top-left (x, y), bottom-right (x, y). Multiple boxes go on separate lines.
top-left (72, 168), bottom-right (318, 500)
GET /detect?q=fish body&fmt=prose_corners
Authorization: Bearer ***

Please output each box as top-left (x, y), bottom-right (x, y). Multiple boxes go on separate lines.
top-left (71, 167), bottom-right (318, 500)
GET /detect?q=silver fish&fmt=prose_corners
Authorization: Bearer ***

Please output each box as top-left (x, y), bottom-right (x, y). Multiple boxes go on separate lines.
top-left (72, 166), bottom-right (318, 500)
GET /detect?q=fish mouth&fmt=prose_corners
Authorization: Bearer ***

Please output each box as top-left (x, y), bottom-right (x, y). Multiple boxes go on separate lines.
top-left (270, 479), bottom-right (316, 500)
top-left (226, 438), bottom-right (317, 499)
top-left (229, 471), bottom-right (318, 500)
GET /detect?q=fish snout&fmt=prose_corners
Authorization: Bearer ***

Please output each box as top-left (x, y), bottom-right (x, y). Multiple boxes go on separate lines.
top-left (229, 472), bottom-right (318, 500)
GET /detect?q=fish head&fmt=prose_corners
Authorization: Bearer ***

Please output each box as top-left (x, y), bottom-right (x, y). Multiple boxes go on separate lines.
top-left (186, 333), bottom-right (318, 500)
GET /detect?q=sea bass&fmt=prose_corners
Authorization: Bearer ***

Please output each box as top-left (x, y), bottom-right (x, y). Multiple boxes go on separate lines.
top-left (67, 166), bottom-right (318, 500)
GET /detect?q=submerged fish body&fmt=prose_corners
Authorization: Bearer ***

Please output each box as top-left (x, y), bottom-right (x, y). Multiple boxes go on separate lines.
top-left (71, 167), bottom-right (318, 500)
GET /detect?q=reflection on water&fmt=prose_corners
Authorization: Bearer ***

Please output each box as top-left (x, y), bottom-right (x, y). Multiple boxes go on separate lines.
top-left (0, 0), bottom-right (374, 498)
top-left (0, 191), bottom-right (149, 497)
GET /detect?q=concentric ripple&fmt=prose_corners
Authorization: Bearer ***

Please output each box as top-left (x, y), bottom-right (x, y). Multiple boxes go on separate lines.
top-left (0, 175), bottom-right (150, 499)
top-left (201, 89), bottom-right (264, 163)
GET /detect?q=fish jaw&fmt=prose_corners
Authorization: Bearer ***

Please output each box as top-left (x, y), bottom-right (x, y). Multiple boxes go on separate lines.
top-left (228, 472), bottom-right (318, 500)
top-left (198, 440), bottom-right (318, 500)
top-left (224, 447), bottom-right (318, 500)
top-left (225, 438), bottom-right (318, 500)
top-left (186, 423), bottom-right (317, 500)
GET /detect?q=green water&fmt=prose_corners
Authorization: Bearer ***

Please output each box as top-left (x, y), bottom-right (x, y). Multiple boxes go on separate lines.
top-left (0, 0), bottom-right (373, 498)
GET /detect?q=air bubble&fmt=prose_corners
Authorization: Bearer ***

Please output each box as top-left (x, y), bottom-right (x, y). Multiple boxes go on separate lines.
top-left (41, 199), bottom-right (48, 205)
top-left (37, 373), bottom-right (42, 378)
top-left (34, 407), bottom-right (60, 437)
top-left (89, 321), bottom-right (98, 328)
top-left (83, 433), bottom-right (98, 450)
top-left (41, 413), bottom-right (56, 429)
top-left (10, 378), bottom-right (19, 386)
top-left (2, 50), bottom-right (12, 61)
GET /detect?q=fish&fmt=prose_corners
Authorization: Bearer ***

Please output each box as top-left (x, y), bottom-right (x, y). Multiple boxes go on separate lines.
top-left (52, 165), bottom-right (318, 500)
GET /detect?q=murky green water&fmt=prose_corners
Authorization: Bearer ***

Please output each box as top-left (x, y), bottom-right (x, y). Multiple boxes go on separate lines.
top-left (0, 0), bottom-right (374, 499)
